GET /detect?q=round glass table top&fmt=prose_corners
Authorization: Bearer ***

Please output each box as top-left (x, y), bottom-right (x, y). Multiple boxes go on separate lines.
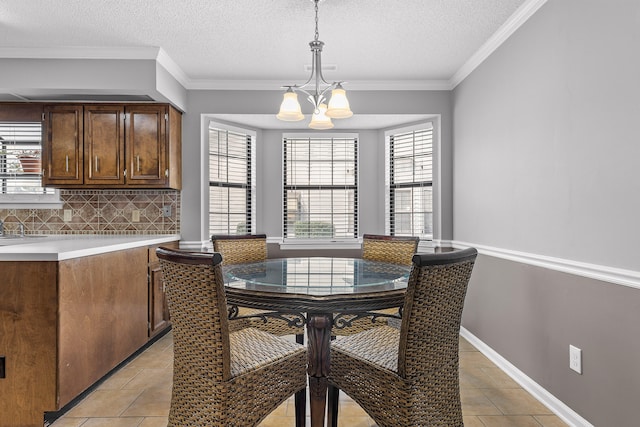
top-left (224, 257), bottom-right (410, 296)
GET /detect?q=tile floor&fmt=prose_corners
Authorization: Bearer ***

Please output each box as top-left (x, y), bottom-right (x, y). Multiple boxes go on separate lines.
top-left (50, 331), bottom-right (568, 427)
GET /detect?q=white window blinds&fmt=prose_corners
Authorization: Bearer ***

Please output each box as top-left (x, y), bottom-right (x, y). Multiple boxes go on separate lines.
top-left (0, 122), bottom-right (53, 197)
top-left (283, 135), bottom-right (358, 239)
top-left (388, 126), bottom-right (433, 238)
top-left (208, 127), bottom-right (254, 235)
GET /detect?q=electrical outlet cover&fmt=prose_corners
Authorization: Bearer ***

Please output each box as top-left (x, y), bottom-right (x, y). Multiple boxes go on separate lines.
top-left (570, 345), bottom-right (582, 374)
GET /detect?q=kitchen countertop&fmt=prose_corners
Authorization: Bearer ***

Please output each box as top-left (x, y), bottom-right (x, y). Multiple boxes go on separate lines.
top-left (0, 234), bottom-right (181, 261)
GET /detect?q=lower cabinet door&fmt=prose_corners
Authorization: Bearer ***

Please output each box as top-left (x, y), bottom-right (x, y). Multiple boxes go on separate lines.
top-left (149, 262), bottom-right (170, 337)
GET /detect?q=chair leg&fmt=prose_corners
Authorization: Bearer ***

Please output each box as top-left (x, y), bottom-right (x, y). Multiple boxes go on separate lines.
top-left (294, 332), bottom-right (306, 427)
top-left (295, 387), bottom-right (306, 427)
top-left (327, 384), bottom-right (339, 427)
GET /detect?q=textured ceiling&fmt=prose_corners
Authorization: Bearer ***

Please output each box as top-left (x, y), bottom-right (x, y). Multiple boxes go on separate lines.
top-left (0, 0), bottom-right (528, 88)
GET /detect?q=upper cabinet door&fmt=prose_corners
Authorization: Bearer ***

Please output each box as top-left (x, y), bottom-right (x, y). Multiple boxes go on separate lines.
top-left (125, 105), bottom-right (167, 187)
top-left (84, 105), bottom-right (125, 185)
top-left (43, 105), bottom-right (84, 186)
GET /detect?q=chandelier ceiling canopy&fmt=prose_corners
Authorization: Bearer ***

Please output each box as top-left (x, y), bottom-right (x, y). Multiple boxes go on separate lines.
top-left (276, 0), bottom-right (353, 130)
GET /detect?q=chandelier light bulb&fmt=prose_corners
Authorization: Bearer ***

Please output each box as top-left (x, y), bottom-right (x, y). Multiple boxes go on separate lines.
top-left (326, 86), bottom-right (353, 119)
top-left (309, 103), bottom-right (334, 129)
top-left (277, 90), bottom-right (305, 121)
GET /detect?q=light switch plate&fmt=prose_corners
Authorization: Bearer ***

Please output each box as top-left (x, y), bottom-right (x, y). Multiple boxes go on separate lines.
top-left (63, 210), bottom-right (72, 222)
top-left (132, 210), bottom-right (140, 222)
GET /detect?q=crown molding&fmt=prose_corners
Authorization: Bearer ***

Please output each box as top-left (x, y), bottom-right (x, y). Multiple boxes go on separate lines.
top-left (449, 0), bottom-right (549, 88)
top-left (0, 46), bottom-right (161, 60)
top-left (181, 79), bottom-right (453, 91)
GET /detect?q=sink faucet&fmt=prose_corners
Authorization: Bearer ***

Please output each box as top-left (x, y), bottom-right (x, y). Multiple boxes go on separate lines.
top-left (18, 222), bottom-right (25, 237)
top-left (0, 220), bottom-right (3, 236)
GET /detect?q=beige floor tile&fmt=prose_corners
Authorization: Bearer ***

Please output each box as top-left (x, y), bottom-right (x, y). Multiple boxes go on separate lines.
top-left (337, 417), bottom-right (373, 427)
top-left (478, 415), bottom-right (548, 426)
top-left (125, 351), bottom-right (172, 370)
top-left (338, 400), bottom-right (371, 418)
top-left (482, 388), bottom-right (553, 415)
top-left (460, 350), bottom-right (495, 368)
top-left (534, 414), bottom-right (569, 426)
top-left (50, 418), bottom-right (88, 427)
top-left (460, 366), bottom-right (498, 389)
top-left (79, 417), bottom-right (144, 427)
top-left (138, 416), bottom-right (169, 427)
top-left (480, 366), bottom-right (522, 389)
top-left (120, 367), bottom-right (172, 390)
top-left (268, 401), bottom-right (289, 417)
top-left (463, 415), bottom-right (487, 427)
top-left (65, 389), bottom-right (144, 418)
top-left (99, 366), bottom-right (145, 390)
top-left (120, 386), bottom-right (172, 417)
top-left (460, 388), bottom-right (502, 416)
top-left (258, 415), bottom-right (296, 427)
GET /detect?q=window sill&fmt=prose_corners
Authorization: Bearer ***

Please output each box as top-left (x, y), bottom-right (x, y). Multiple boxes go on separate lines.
top-left (275, 238), bottom-right (362, 251)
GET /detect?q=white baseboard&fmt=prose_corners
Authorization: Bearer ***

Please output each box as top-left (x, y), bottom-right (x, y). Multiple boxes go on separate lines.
top-left (460, 327), bottom-right (594, 427)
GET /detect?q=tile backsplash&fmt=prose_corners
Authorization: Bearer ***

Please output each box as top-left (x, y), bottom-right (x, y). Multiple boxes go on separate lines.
top-left (0, 189), bottom-right (180, 235)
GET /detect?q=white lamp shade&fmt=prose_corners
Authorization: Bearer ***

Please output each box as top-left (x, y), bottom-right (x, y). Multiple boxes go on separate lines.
top-left (277, 91), bottom-right (305, 121)
top-left (326, 87), bottom-right (353, 119)
top-left (308, 104), bottom-right (334, 129)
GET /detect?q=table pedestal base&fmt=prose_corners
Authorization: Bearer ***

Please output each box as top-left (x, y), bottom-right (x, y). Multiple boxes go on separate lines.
top-left (307, 313), bottom-right (332, 427)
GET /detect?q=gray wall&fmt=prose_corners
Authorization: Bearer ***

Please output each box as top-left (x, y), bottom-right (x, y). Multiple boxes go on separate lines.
top-left (453, 1), bottom-right (640, 425)
top-left (181, 90), bottom-right (453, 246)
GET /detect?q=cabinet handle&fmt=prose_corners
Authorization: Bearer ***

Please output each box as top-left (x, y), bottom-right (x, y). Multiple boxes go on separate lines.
top-left (137, 155), bottom-right (140, 172)
top-left (95, 156), bottom-right (99, 172)
top-left (65, 155), bottom-right (69, 172)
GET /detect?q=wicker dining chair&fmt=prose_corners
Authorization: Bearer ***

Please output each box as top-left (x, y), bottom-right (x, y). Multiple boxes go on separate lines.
top-left (333, 234), bottom-right (419, 337)
top-left (211, 234), bottom-right (305, 338)
top-left (362, 233), bottom-right (420, 266)
top-left (156, 247), bottom-right (307, 427)
top-left (328, 248), bottom-right (478, 427)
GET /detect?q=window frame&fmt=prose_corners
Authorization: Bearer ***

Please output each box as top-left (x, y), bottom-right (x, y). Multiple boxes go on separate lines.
top-left (0, 120), bottom-right (61, 208)
top-left (281, 132), bottom-right (359, 247)
top-left (385, 121), bottom-right (436, 242)
top-left (207, 121), bottom-right (256, 237)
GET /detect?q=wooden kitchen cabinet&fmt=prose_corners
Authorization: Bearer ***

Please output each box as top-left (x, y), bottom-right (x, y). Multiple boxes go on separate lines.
top-left (0, 248), bottom-right (150, 426)
top-left (84, 104), bottom-right (125, 185)
top-left (42, 104), bottom-right (84, 186)
top-left (40, 102), bottom-right (181, 189)
top-left (147, 240), bottom-right (178, 337)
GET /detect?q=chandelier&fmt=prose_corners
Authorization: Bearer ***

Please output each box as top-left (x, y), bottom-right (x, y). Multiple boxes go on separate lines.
top-left (276, 0), bottom-right (353, 129)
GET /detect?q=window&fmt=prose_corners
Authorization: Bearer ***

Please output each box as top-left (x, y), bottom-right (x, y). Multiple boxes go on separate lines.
top-left (386, 124), bottom-right (433, 239)
top-left (208, 125), bottom-right (255, 236)
top-left (0, 121), bottom-right (58, 205)
top-left (283, 134), bottom-right (358, 240)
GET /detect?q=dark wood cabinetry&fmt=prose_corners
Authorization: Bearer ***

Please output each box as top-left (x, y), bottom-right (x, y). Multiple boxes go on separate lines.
top-left (84, 104), bottom-right (125, 185)
top-left (41, 102), bottom-right (181, 189)
top-left (147, 241), bottom-right (178, 337)
top-left (0, 240), bottom-right (179, 426)
top-left (42, 105), bottom-right (84, 185)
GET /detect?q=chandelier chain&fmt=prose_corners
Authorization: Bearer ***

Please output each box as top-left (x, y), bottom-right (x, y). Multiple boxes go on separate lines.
top-left (314, 0), bottom-right (319, 42)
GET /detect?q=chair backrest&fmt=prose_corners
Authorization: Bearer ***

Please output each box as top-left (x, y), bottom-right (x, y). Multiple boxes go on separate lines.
top-left (398, 248), bottom-right (478, 379)
top-left (211, 234), bottom-right (267, 266)
top-left (362, 234), bottom-right (419, 266)
top-left (156, 247), bottom-right (232, 381)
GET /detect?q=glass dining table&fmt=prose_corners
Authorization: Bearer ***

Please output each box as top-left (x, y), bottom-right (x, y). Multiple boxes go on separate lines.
top-left (223, 257), bottom-right (411, 427)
